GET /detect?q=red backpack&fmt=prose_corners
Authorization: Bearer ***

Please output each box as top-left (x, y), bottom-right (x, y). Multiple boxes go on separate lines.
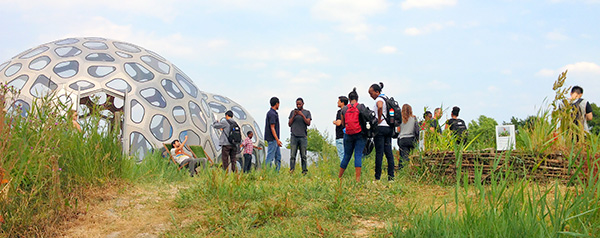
top-left (345, 103), bottom-right (362, 135)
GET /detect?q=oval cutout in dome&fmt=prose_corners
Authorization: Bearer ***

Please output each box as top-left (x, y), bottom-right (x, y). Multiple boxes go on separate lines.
top-left (85, 37), bottom-right (107, 41)
top-left (69, 80), bottom-right (95, 91)
top-left (208, 102), bottom-right (227, 113)
top-left (4, 63), bottom-right (22, 77)
top-left (115, 51), bottom-right (132, 58)
top-left (86, 53), bottom-right (115, 62)
top-left (141, 55), bottom-right (170, 74)
top-left (231, 106), bottom-right (247, 120)
top-left (106, 78), bottom-right (131, 93)
top-left (83, 41), bottom-right (109, 50)
top-left (139, 88), bottom-right (167, 108)
top-left (213, 95), bottom-right (230, 104)
top-left (254, 121), bottom-right (263, 140)
top-left (129, 131), bottom-right (152, 160)
top-left (172, 106), bottom-right (187, 123)
top-left (30, 74), bottom-right (57, 98)
top-left (179, 130), bottom-right (201, 146)
top-left (125, 63), bottom-right (154, 82)
top-left (20, 46), bottom-right (49, 59)
top-left (130, 99), bottom-right (145, 123)
top-left (175, 73), bottom-right (197, 98)
top-left (114, 42), bottom-right (141, 53)
top-left (149, 114), bottom-right (173, 141)
top-left (161, 79), bottom-right (183, 99)
top-left (55, 46), bottom-right (82, 57)
top-left (114, 97), bottom-right (124, 109)
top-left (54, 61), bottom-right (79, 78)
top-left (189, 101), bottom-right (207, 132)
top-left (29, 56), bottom-right (51, 70)
top-left (242, 124), bottom-right (257, 143)
top-left (7, 75), bottom-right (28, 91)
top-left (88, 66), bottom-right (116, 78)
top-left (55, 38), bottom-right (79, 45)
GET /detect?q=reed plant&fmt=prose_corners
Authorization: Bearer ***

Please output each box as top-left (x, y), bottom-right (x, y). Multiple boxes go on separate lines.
top-left (0, 86), bottom-right (187, 236)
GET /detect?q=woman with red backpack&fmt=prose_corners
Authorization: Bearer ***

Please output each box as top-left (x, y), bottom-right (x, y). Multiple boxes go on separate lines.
top-left (338, 88), bottom-right (367, 182)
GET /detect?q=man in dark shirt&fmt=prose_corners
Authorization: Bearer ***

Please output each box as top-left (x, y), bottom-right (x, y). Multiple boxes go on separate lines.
top-left (265, 97), bottom-right (282, 171)
top-left (288, 98), bottom-right (312, 174)
top-left (569, 86), bottom-right (593, 133)
top-left (445, 106), bottom-right (468, 144)
top-left (333, 96), bottom-right (348, 162)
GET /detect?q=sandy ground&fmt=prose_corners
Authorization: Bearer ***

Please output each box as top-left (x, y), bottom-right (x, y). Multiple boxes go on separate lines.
top-left (59, 183), bottom-right (184, 238)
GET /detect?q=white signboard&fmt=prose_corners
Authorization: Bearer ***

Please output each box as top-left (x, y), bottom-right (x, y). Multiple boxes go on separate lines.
top-left (496, 125), bottom-right (516, 151)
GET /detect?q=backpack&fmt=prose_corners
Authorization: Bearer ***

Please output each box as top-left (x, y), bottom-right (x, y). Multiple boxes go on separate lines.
top-left (449, 119), bottom-right (468, 143)
top-left (359, 105), bottom-right (378, 138)
top-left (226, 120), bottom-right (242, 145)
top-left (571, 98), bottom-right (584, 124)
top-left (345, 103), bottom-right (362, 135)
top-left (363, 138), bottom-right (375, 156)
top-left (379, 95), bottom-right (402, 128)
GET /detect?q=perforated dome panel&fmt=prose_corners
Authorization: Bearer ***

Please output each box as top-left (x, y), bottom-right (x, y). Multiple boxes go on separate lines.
top-left (0, 37), bottom-right (265, 161)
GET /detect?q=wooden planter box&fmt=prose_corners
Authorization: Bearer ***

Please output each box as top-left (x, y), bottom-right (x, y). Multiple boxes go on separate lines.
top-left (409, 150), bottom-right (589, 183)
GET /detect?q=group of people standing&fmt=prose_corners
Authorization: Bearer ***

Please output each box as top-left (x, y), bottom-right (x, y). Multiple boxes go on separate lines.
top-left (334, 83), bottom-right (407, 182)
top-left (170, 83), bottom-right (593, 179)
top-left (264, 97), bottom-right (313, 174)
top-left (334, 83), bottom-right (471, 182)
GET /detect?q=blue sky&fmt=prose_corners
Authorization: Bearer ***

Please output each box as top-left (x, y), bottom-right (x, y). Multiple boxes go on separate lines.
top-left (1, 0), bottom-right (599, 142)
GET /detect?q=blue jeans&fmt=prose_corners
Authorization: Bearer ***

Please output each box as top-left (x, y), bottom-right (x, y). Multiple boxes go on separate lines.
top-left (266, 140), bottom-right (281, 171)
top-left (374, 126), bottom-right (395, 180)
top-left (340, 133), bottom-right (366, 169)
top-left (335, 138), bottom-right (344, 162)
top-left (290, 136), bottom-right (308, 173)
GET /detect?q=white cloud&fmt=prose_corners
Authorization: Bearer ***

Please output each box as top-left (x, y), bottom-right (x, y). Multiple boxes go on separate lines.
top-left (33, 17), bottom-right (229, 62)
top-left (6, 0), bottom-right (180, 22)
top-left (239, 46), bottom-right (327, 63)
top-left (378, 46), bottom-right (397, 54)
top-left (536, 62), bottom-right (600, 77)
top-left (546, 30), bottom-right (569, 41)
top-left (487, 85), bottom-right (499, 93)
top-left (549, 0), bottom-right (600, 3)
top-left (404, 22), bottom-right (455, 36)
top-left (428, 80), bottom-right (450, 90)
top-left (400, 0), bottom-right (457, 10)
top-left (311, 0), bottom-right (389, 37)
top-left (274, 70), bottom-right (330, 84)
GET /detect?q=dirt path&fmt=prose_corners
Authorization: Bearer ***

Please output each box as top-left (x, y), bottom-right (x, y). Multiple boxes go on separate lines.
top-left (60, 183), bottom-right (184, 238)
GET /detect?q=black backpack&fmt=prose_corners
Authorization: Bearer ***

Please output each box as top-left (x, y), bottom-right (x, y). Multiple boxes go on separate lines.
top-left (379, 95), bottom-right (402, 127)
top-left (449, 119), bottom-right (468, 143)
top-left (358, 105), bottom-right (378, 139)
top-left (226, 120), bottom-right (242, 144)
top-left (570, 98), bottom-right (584, 125)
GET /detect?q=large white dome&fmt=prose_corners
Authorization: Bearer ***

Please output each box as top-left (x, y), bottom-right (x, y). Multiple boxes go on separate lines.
top-left (0, 37), bottom-right (264, 162)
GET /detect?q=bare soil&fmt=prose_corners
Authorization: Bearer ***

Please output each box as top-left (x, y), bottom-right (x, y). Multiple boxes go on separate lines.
top-left (59, 183), bottom-right (185, 238)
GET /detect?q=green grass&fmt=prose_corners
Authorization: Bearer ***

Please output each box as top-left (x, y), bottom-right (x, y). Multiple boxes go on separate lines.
top-left (4, 70), bottom-right (600, 237)
top-left (0, 90), bottom-right (185, 237)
